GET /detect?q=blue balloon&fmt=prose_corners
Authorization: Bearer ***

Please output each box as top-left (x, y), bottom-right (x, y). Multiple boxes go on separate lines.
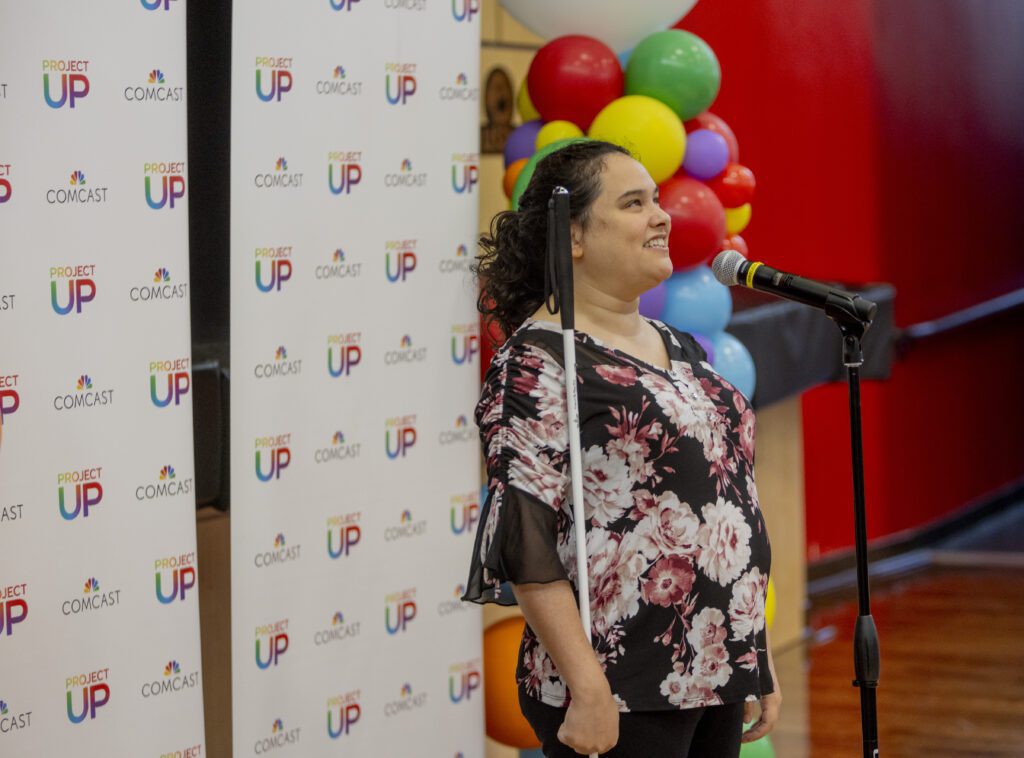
top-left (639, 281), bottom-right (668, 319)
top-left (520, 750), bottom-right (546, 758)
top-left (710, 331), bottom-right (756, 401)
top-left (618, 47), bottom-right (633, 70)
top-left (661, 265), bottom-right (733, 337)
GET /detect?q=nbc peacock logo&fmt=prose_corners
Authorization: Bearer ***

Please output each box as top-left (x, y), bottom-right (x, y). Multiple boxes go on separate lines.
top-left (315, 610), bottom-right (361, 647)
top-left (54, 372), bottom-right (113, 412)
top-left (76, 375), bottom-right (92, 390)
top-left (256, 56), bottom-right (293, 103)
top-left (62, 575), bottom-right (120, 617)
top-left (440, 71), bottom-right (479, 102)
top-left (438, 582), bottom-right (471, 616)
top-left (255, 532), bottom-right (302, 569)
top-left (439, 413), bottom-right (475, 445)
top-left (315, 247), bottom-right (362, 280)
top-left (315, 427), bottom-right (361, 464)
top-left (254, 716), bottom-right (300, 753)
top-left (135, 464), bottom-right (193, 501)
top-left (384, 679), bottom-right (427, 717)
top-left (326, 690), bottom-right (361, 739)
top-left (384, 335), bottom-right (427, 366)
top-left (125, 67), bottom-right (183, 102)
top-left (255, 156), bottom-right (303, 189)
top-left (317, 64), bottom-right (362, 96)
top-left (130, 266), bottom-right (188, 303)
top-left (254, 345), bottom-right (302, 380)
top-left (385, 508), bottom-right (426, 542)
top-left (0, 697), bottom-right (33, 733)
top-left (384, 157), bottom-right (426, 188)
top-left (47, 168), bottom-right (108, 205)
top-left (141, 659), bottom-right (199, 698)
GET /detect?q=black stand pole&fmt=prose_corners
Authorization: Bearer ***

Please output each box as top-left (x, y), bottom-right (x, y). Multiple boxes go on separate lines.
top-left (825, 292), bottom-right (881, 758)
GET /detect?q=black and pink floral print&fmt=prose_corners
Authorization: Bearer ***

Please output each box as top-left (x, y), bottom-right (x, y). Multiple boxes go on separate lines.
top-left (464, 318), bottom-right (773, 712)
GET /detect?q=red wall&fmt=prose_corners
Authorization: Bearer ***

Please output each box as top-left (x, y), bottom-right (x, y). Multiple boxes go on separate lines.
top-left (680, 0), bottom-right (1024, 559)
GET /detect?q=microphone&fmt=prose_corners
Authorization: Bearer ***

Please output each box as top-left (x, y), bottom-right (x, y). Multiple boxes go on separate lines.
top-left (712, 249), bottom-right (877, 325)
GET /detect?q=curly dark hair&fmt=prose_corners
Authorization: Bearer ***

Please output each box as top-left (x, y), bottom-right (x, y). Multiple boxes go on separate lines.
top-left (474, 139), bottom-right (631, 338)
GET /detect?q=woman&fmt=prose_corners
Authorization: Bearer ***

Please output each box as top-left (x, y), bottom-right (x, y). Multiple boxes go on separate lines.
top-left (464, 140), bottom-right (781, 757)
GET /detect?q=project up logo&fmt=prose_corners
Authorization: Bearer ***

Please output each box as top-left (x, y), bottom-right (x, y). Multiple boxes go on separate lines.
top-left (327, 151), bottom-right (362, 195)
top-left (255, 618), bottom-right (290, 669)
top-left (384, 62), bottom-right (416, 105)
top-left (255, 433), bottom-right (291, 482)
top-left (43, 59), bottom-right (90, 109)
top-left (327, 512), bottom-right (362, 559)
top-left (450, 323), bottom-right (480, 365)
top-left (255, 57), bottom-right (293, 102)
top-left (449, 491), bottom-right (479, 535)
top-left (50, 264), bottom-right (96, 315)
top-left (150, 357), bottom-right (191, 407)
top-left (57, 467), bottom-right (103, 521)
top-left (0, 163), bottom-right (11, 203)
top-left (0, 374), bottom-right (20, 429)
top-left (451, 153), bottom-right (479, 193)
top-left (66, 668), bottom-right (109, 724)
top-left (448, 660), bottom-right (482, 703)
top-left (384, 588), bottom-right (417, 634)
top-left (384, 414), bottom-right (417, 458)
top-left (385, 239), bottom-right (417, 283)
top-left (154, 552), bottom-right (197, 604)
top-left (327, 690), bottom-right (361, 738)
top-left (451, 0), bottom-right (479, 22)
top-left (144, 162), bottom-right (186, 210)
top-left (327, 333), bottom-right (361, 378)
top-left (0, 583), bottom-right (28, 637)
top-left (255, 247), bottom-right (293, 293)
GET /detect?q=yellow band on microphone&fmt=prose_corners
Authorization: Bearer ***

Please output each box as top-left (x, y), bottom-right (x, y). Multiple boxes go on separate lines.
top-left (745, 261), bottom-right (764, 288)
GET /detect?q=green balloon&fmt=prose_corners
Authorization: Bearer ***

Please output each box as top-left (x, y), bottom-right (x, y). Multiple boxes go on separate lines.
top-left (625, 29), bottom-right (721, 121)
top-left (739, 729), bottom-right (776, 758)
top-left (511, 137), bottom-right (589, 210)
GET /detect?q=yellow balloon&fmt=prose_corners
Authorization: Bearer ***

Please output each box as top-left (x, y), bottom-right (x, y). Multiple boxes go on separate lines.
top-left (536, 120), bottom-right (584, 151)
top-left (765, 577), bottom-right (777, 631)
top-left (517, 79), bottom-right (540, 122)
top-left (587, 95), bottom-right (686, 184)
top-left (725, 203), bottom-right (752, 236)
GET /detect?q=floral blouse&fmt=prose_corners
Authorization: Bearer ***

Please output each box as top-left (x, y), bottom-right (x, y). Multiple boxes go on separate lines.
top-left (464, 317), bottom-right (773, 712)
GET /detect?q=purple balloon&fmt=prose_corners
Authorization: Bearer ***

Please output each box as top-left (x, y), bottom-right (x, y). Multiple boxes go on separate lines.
top-left (504, 120), bottom-right (543, 167)
top-left (682, 129), bottom-right (730, 181)
top-left (639, 281), bottom-right (668, 319)
top-left (693, 333), bottom-right (715, 364)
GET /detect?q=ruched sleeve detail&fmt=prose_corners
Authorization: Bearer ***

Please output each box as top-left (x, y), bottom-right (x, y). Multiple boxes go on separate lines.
top-left (463, 340), bottom-right (570, 605)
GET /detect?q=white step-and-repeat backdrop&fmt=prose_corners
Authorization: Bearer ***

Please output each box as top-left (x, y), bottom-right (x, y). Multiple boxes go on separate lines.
top-left (230, 1), bottom-right (485, 755)
top-left (0, 2), bottom-right (206, 756)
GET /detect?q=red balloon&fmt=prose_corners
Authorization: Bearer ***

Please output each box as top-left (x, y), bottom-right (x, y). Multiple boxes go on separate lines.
top-left (660, 175), bottom-right (727, 270)
top-left (707, 163), bottom-right (756, 207)
top-left (527, 35), bottom-right (623, 131)
top-left (719, 233), bottom-right (749, 258)
top-left (684, 111), bottom-right (739, 164)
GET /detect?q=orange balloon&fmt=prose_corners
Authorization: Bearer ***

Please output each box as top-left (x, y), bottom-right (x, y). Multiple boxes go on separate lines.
top-left (503, 158), bottom-right (529, 199)
top-left (483, 616), bottom-right (540, 748)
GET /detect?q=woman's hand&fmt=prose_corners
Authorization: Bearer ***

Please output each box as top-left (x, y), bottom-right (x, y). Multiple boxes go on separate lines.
top-left (742, 688), bottom-right (782, 743)
top-left (557, 684), bottom-right (620, 755)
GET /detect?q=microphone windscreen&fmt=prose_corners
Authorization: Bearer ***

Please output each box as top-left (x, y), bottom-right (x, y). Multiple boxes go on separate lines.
top-left (711, 249), bottom-right (746, 286)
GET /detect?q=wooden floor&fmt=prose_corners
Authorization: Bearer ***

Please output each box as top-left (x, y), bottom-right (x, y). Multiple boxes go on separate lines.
top-left (769, 562), bottom-right (1024, 757)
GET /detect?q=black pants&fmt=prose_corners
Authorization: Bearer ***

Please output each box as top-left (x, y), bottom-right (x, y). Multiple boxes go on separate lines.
top-left (519, 689), bottom-right (744, 758)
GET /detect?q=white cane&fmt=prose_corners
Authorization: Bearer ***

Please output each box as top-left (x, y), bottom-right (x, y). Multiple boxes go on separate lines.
top-left (547, 187), bottom-right (597, 758)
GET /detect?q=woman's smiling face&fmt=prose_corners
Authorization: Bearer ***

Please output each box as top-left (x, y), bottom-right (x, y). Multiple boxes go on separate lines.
top-left (574, 152), bottom-right (673, 300)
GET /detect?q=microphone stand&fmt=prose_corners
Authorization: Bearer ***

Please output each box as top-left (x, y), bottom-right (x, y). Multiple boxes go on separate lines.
top-left (823, 292), bottom-right (881, 758)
